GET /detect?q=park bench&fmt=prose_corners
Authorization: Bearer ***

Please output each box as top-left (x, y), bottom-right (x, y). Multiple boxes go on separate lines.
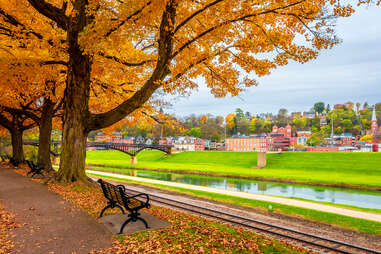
top-left (1, 155), bottom-right (10, 162)
top-left (26, 160), bottom-right (44, 177)
top-left (1, 155), bottom-right (19, 167)
top-left (97, 179), bottom-right (150, 234)
top-left (9, 157), bottom-right (19, 167)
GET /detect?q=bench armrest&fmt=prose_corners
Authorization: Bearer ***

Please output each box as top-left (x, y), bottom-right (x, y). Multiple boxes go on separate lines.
top-left (129, 193), bottom-right (150, 205)
top-left (116, 185), bottom-right (126, 192)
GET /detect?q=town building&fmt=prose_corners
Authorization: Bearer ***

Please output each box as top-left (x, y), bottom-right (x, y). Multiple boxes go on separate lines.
top-left (225, 135), bottom-right (257, 152)
top-left (272, 124), bottom-right (292, 137)
top-left (334, 104), bottom-right (345, 110)
top-left (306, 147), bottom-right (339, 152)
top-left (291, 112), bottom-right (302, 119)
top-left (94, 132), bottom-right (134, 144)
top-left (225, 125), bottom-right (297, 152)
top-left (303, 111), bottom-right (315, 119)
top-left (160, 136), bottom-right (204, 151)
top-left (323, 133), bottom-right (354, 147)
top-left (296, 131), bottom-right (312, 146)
top-left (320, 117), bottom-right (327, 126)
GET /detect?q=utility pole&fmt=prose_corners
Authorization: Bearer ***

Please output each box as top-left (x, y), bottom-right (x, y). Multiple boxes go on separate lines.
top-left (224, 122), bottom-right (226, 142)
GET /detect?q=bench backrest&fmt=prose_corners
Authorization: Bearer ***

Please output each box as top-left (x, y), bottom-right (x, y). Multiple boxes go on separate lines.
top-left (98, 179), bottom-right (124, 205)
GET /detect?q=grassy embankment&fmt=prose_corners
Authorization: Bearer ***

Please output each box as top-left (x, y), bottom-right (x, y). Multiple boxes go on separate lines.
top-left (86, 150), bottom-right (381, 189)
top-left (87, 164), bottom-right (381, 214)
top-left (88, 172), bottom-right (381, 235)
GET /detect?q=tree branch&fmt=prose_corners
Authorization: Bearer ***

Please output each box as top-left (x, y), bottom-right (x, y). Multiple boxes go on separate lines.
top-left (172, 0), bottom-right (304, 59)
top-left (98, 52), bottom-right (152, 67)
top-left (42, 60), bottom-right (68, 66)
top-left (87, 1), bottom-right (177, 131)
top-left (0, 113), bottom-right (12, 130)
top-left (142, 111), bottom-right (164, 124)
top-left (174, 0), bottom-right (223, 33)
top-left (105, 1), bottom-right (152, 37)
top-left (27, 0), bottom-right (69, 30)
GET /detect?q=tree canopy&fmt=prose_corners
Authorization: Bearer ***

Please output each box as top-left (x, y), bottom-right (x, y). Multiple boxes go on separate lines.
top-left (0, 0), bottom-right (368, 182)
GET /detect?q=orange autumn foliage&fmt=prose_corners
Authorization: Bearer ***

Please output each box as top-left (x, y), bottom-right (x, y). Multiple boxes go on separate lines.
top-left (0, 0), bottom-right (372, 181)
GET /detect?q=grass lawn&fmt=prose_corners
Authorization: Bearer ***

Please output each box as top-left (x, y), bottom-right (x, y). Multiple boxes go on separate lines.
top-left (86, 150), bottom-right (381, 188)
top-left (88, 173), bottom-right (381, 235)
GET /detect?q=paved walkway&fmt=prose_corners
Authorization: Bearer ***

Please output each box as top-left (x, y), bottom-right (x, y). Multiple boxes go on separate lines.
top-left (87, 170), bottom-right (381, 222)
top-left (0, 168), bottom-right (112, 254)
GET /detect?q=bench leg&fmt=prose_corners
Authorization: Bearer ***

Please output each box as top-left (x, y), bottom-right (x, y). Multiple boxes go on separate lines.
top-left (118, 215), bottom-right (149, 234)
top-left (119, 218), bottom-right (133, 234)
top-left (99, 204), bottom-right (125, 218)
top-left (136, 217), bottom-right (149, 229)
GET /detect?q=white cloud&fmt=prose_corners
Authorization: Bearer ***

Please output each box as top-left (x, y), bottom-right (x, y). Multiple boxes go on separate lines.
top-left (167, 6), bottom-right (381, 117)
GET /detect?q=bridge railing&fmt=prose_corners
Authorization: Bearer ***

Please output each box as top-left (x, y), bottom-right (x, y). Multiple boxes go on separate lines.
top-left (23, 140), bottom-right (173, 149)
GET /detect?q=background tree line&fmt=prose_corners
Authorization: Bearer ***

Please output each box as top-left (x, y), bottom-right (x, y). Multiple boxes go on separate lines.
top-left (87, 101), bottom-right (380, 143)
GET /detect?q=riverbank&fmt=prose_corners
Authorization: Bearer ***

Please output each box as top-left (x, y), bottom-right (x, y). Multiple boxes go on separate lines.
top-left (87, 166), bottom-right (381, 212)
top-left (86, 150), bottom-right (381, 191)
top-left (87, 170), bottom-right (381, 235)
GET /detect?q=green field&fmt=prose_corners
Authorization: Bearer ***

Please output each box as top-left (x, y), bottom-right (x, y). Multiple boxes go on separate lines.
top-left (86, 150), bottom-right (381, 188)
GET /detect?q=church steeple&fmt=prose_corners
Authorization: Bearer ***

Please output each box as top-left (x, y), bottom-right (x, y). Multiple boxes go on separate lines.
top-left (372, 106), bottom-right (377, 121)
top-left (371, 106), bottom-right (378, 134)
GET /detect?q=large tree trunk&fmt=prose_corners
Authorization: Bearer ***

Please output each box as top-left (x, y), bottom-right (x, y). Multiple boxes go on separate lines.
top-left (10, 128), bottom-right (24, 164)
top-left (57, 20), bottom-right (91, 183)
top-left (37, 99), bottom-right (55, 171)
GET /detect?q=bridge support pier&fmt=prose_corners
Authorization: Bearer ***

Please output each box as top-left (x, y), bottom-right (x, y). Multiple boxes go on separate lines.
top-left (130, 156), bottom-right (137, 165)
top-left (257, 151), bottom-right (266, 168)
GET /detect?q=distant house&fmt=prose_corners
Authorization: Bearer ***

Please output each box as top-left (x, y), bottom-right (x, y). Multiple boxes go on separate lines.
top-left (161, 136), bottom-right (204, 151)
top-left (302, 111), bottom-right (315, 119)
top-left (159, 137), bottom-right (173, 145)
top-left (135, 136), bottom-right (145, 144)
top-left (320, 117), bottom-right (327, 126)
top-left (334, 104), bottom-right (345, 110)
top-left (94, 131), bottom-right (129, 143)
top-left (296, 131), bottom-right (312, 146)
top-left (291, 112), bottom-right (302, 119)
top-left (324, 134), bottom-right (353, 147)
top-left (272, 124), bottom-right (292, 137)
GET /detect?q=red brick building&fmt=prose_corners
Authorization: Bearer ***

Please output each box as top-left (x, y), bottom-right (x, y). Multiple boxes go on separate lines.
top-left (194, 138), bottom-right (205, 151)
top-left (225, 136), bottom-right (257, 151)
top-left (272, 124), bottom-right (292, 137)
top-left (307, 147), bottom-right (339, 152)
top-left (225, 132), bottom-right (296, 152)
top-left (374, 129), bottom-right (381, 144)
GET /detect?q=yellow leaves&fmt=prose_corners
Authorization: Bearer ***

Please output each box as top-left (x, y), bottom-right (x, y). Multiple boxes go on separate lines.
top-left (0, 203), bottom-right (18, 254)
top-left (200, 115), bottom-right (208, 124)
top-left (225, 113), bottom-right (235, 128)
top-left (0, 0), bottom-right (366, 121)
top-left (333, 4), bottom-right (355, 17)
top-left (47, 180), bottom-right (307, 254)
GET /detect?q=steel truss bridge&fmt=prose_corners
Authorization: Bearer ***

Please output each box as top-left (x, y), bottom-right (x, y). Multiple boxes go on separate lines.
top-left (23, 140), bottom-right (173, 157)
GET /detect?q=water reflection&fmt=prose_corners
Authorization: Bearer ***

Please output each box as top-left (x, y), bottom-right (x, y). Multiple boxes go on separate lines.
top-left (99, 168), bottom-right (381, 209)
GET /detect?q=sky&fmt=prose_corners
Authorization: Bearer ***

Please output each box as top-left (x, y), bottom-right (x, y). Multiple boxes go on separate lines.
top-left (166, 5), bottom-right (381, 117)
